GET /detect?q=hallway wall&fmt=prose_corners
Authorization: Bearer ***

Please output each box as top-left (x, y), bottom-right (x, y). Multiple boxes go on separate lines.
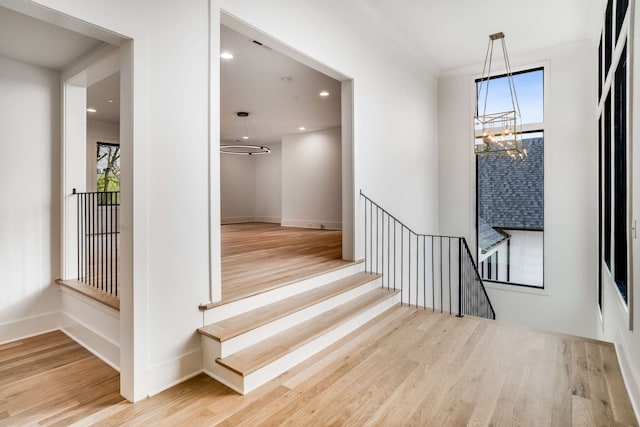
top-left (0, 55), bottom-right (61, 342)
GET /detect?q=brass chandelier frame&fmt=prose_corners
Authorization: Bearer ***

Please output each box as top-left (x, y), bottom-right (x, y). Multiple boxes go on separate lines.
top-left (474, 32), bottom-right (527, 159)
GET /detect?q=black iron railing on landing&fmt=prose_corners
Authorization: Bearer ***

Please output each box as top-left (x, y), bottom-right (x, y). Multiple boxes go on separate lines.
top-left (361, 191), bottom-right (495, 320)
top-left (73, 189), bottom-right (120, 297)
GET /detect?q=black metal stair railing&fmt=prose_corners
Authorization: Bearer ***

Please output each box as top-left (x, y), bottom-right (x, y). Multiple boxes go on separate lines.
top-left (73, 189), bottom-right (120, 297)
top-left (361, 191), bottom-right (495, 320)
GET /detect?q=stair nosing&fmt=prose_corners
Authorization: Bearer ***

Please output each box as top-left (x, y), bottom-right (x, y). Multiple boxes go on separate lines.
top-left (215, 288), bottom-right (400, 377)
top-left (198, 272), bottom-right (381, 342)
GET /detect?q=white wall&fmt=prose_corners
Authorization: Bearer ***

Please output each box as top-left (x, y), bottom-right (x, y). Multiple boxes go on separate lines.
top-left (438, 40), bottom-right (598, 339)
top-left (23, 0), bottom-right (212, 400)
top-left (255, 141), bottom-right (281, 223)
top-left (86, 118), bottom-right (119, 192)
top-left (0, 55), bottom-right (61, 343)
top-left (220, 142), bottom-right (281, 224)
top-left (282, 128), bottom-right (342, 229)
top-left (220, 153), bottom-right (256, 223)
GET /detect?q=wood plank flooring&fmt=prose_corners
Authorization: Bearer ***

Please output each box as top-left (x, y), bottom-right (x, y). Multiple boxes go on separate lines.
top-left (0, 331), bottom-right (124, 426)
top-left (220, 223), bottom-right (350, 303)
top-left (2, 311), bottom-right (637, 426)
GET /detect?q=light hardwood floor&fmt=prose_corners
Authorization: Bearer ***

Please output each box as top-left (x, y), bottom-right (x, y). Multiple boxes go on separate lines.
top-left (0, 331), bottom-right (123, 426)
top-left (2, 310), bottom-right (637, 426)
top-left (220, 223), bottom-right (350, 303)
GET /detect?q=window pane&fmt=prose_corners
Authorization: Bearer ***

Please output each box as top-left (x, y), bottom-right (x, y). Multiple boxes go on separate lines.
top-left (605, 0), bottom-right (613, 73)
top-left (604, 93), bottom-right (612, 269)
top-left (476, 68), bottom-right (543, 125)
top-left (613, 44), bottom-right (627, 303)
top-left (477, 136), bottom-right (544, 287)
top-left (96, 142), bottom-right (120, 204)
top-left (616, 0), bottom-right (629, 42)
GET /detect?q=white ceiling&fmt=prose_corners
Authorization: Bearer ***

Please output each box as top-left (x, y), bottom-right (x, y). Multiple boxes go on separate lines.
top-left (0, 2), bottom-right (604, 135)
top-left (0, 5), bottom-right (103, 71)
top-left (360, 0), bottom-right (604, 72)
top-left (87, 73), bottom-right (120, 124)
top-left (221, 25), bottom-right (341, 145)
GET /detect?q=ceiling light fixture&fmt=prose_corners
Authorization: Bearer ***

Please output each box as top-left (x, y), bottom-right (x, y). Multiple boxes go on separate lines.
top-left (281, 76), bottom-right (293, 82)
top-left (319, 91), bottom-right (329, 97)
top-left (298, 127), bottom-right (306, 131)
top-left (221, 112), bottom-right (271, 155)
top-left (220, 51), bottom-right (234, 59)
top-left (474, 32), bottom-right (526, 159)
top-left (87, 108), bottom-right (97, 113)
top-left (220, 145), bottom-right (270, 155)
top-left (107, 99), bottom-right (114, 103)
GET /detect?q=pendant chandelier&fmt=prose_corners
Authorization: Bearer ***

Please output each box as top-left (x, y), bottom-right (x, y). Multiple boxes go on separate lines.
top-left (475, 32), bottom-right (527, 159)
top-left (221, 111), bottom-right (271, 155)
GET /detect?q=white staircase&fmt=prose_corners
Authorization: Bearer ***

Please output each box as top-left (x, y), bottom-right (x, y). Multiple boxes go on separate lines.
top-left (198, 262), bottom-right (400, 394)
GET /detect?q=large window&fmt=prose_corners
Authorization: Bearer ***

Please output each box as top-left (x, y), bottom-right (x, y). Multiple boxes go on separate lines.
top-left (476, 68), bottom-right (544, 288)
top-left (598, 0), bottom-right (630, 308)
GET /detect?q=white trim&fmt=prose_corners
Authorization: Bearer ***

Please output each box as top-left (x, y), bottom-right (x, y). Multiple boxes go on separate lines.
top-left (281, 219), bottom-right (342, 230)
top-left (59, 286), bottom-right (120, 318)
top-left (146, 349), bottom-right (203, 397)
top-left (614, 342), bottom-right (640, 422)
top-left (220, 216), bottom-right (256, 224)
top-left (59, 314), bottom-right (120, 371)
top-left (253, 216), bottom-right (281, 224)
top-left (0, 312), bottom-right (61, 345)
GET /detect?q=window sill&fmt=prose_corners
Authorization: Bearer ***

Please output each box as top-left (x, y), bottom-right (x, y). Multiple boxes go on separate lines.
top-left (56, 279), bottom-right (119, 311)
top-left (484, 280), bottom-right (550, 297)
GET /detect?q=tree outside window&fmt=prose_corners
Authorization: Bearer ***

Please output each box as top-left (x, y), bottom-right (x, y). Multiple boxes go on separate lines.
top-left (97, 142), bottom-right (120, 204)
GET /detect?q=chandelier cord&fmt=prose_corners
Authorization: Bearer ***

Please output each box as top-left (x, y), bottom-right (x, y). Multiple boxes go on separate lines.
top-left (479, 39), bottom-right (495, 118)
top-left (501, 38), bottom-right (522, 121)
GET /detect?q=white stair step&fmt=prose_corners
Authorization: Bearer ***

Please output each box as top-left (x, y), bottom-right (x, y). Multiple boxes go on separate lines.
top-left (198, 272), bottom-right (380, 343)
top-left (202, 260), bottom-right (366, 324)
top-left (203, 288), bottom-right (400, 394)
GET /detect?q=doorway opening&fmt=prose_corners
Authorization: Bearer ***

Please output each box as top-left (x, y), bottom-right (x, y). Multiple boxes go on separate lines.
top-left (217, 17), bottom-right (354, 303)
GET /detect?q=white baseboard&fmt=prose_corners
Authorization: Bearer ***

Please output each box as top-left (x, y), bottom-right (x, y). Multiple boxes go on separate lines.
top-left (253, 216), bottom-right (281, 224)
top-left (221, 216), bottom-right (255, 224)
top-left (281, 219), bottom-right (342, 230)
top-left (59, 312), bottom-right (120, 371)
top-left (146, 347), bottom-right (203, 397)
top-left (0, 312), bottom-right (61, 345)
top-left (615, 342), bottom-right (640, 423)
top-left (221, 216), bottom-right (282, 224)
top-left (0, 310), bottom-right (120, 372)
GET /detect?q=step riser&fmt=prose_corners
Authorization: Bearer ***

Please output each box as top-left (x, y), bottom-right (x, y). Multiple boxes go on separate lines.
top-left (202, 337), bottom-right (244, 393)
top-left (219, 277), bottom-right (382, 357)
top-left (207, 293), bottom-right (401, 395)
top-left (204, 262), bottom-right (365, 324)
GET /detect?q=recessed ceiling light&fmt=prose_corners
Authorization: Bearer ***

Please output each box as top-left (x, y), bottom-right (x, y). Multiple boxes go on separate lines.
top-left (220, 51), bottom-right (234, 59)
top-left (87, 108), bottom-right (97, 113)
top-left (319, 91), bottom-right (329, 97)
top-left (281, 76), bottom-right (293, 82)
top-left (298, 127), bottom-right (306, 131)
top-left (107, 99), bottom-right (114, 103)
top-left (242, 136), bottom-right (249, 140)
